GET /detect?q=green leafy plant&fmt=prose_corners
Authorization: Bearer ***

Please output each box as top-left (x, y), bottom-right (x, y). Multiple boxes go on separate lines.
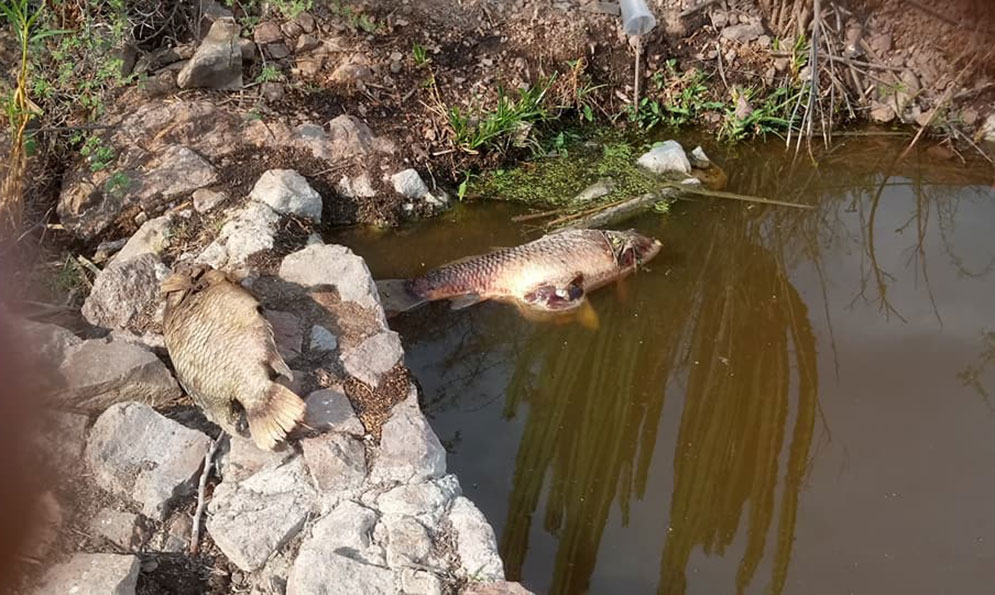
top-left (412, 42), bottom-right (429, 67)
top-left (271, 0), bottom-right (312, 19)
top-left (447, 76), bottom-right (559, 154)
top-left (80, 135), bottom-right (116, 172)
top-left (628, 67), bottom-right (724, 130)
top-left (255, 64), bottom-right (283, 84)
top-left (719, 86), bottom-right (802, 141)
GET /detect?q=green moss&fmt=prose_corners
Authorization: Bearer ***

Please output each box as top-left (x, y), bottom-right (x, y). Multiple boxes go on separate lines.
top-left (469, 132), bottom-right (673, 209)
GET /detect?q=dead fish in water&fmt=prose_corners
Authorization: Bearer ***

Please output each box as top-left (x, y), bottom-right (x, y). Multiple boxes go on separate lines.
top-left (377, 228), bottom-right (662, 317)
top-left (161, 265), bottom-right (306, 450)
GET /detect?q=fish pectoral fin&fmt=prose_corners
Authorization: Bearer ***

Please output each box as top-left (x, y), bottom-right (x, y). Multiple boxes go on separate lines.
top-left (449, 293), bottom-right (485, 310)
top-left (523, 274), bottom-right (586, 310)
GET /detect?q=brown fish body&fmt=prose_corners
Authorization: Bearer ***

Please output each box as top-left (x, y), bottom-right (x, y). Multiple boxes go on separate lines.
top-left (161, 267), bottom-right (305, 450)
top-left (379, 229), bottom-right (662, 315)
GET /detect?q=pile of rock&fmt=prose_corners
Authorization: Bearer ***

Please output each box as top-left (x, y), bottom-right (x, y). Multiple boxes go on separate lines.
top-left (15, 202), bottom-right (524, 594)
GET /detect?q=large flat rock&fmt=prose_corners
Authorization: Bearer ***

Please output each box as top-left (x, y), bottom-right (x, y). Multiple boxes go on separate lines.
top-left (85, 402), bottom-right (209, 520)
top-left (35, 553), bottom-right (140, 595)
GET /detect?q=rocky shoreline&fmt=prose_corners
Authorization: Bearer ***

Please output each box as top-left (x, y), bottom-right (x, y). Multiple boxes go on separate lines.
top-left (6, 166), bottom-right (524, 594)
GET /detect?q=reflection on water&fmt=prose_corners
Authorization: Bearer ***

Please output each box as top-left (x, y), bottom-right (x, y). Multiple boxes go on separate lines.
top-left (334, 138), bottom-right (995, 594)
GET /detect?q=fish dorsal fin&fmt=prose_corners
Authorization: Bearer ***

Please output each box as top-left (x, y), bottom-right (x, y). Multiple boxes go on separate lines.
top-left (449, 293), bottom-right (485, 310)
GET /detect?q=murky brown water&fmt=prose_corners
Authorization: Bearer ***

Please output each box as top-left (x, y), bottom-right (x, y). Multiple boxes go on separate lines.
top-left (335, 137), bottom-right (995, 595)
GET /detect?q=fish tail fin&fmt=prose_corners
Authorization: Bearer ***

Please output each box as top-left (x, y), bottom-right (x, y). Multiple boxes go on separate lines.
top-left (247, 383), bottom-right (306, 451)
top-left (376, 279), bottom-right (428, 317)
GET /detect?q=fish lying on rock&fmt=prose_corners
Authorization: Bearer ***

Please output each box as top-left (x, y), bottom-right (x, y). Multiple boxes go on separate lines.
top-left (161, 265), bottom-right (306, 450)
top-left (377, 228), bottom-right (662, 317)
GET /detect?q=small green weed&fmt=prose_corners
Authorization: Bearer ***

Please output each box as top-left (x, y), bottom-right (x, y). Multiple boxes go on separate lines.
top-left (271, 0), bottom-right (312, 19)
top-left (628, 66), bottom-right (724, 130)
top-left (412, 43), bottom-right (429, 67)
top-left (79, 135), bottom-right (115, 172)
top-left (447, 77), bottom-right (558, 154)
top-left (255, 64), bottom-right (283, 84)
top-left (719, 86), bottom-right (803, 141)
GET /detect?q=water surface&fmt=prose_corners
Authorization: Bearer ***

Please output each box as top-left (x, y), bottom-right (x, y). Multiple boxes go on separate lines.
top-left (335, 137), bottom-right (995, 595)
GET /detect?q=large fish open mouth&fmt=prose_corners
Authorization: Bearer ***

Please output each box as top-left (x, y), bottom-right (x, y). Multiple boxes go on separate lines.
top-left (377, 228), bottom-right (663, 318)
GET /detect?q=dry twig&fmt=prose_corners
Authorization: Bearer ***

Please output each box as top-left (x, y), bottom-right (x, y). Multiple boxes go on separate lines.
top-left (190, 435), bottom-right (224, 555)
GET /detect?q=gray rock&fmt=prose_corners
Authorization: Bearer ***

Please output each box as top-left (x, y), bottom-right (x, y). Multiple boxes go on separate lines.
top-left (294, 11), bottom-right (316, 33)
top-left (219, 436), bottom-right (293, 483)
top-left (279, 243), bottom-right (383, 313)
top-left (401, 568), bottom-right (444, 595)
top-left (327, 114), bottom-right (387, 158)
top-left (377, 475), bottom-right (460, 524)
top-left (92, 508), bottom-right (146, 550)
top-left (192, 188), bottom-right (227, 213)
top-left (14, 319), bottom-right (81, 368)
top-left (720, 21), bottom-right (763, 42)
top-left (160, 512), bottom-right (192, 552)
top-left (35, 553), bottom-right (140, 595)
top-left (207, 455), bottom-right (316, 571)
top-left (979, 112), bottom-right (995, 143)
top-left (86, 402), bottom-right (210, 519)
top-left (572, 178), bottom-right (615, 204)
top-left (391, 169), bottom-right (430, 199)
top-left (301, 432), bottom-right (367, 493)
top-left (196, 202), bottom-right (279, 270)
top-left (287, 501), bottom-right (391, 594)
top-left (178, 17), bottom-right (243, 89)
top-left (113, 215), bottom-right (173, 264)
top-left (304, 387), bottom-right (364, 435)
top-left (82, 253), bottom-right (170, 331)
top-left (263, 309), bottom-right (303, 363)
top-left (137, 144), bottom-right (219, 207)
top-left (295, 34), bottom-right (320, 53)
top-left (637, 140), bottom-right (691, 176)
top-left (342, 330), bottom-right (403, 386)
top-left (336, 173), bottom-right (378, 199)
top-left (448, 496), bottom-right (504, 581)
top-left (261, 81), bottom-right (285, 102)
top-left (370, 385), bottom-right (447, 484)
top-left (249, 169), bottom-right (322, 222)
top-left (309, 325), bottom-right (338, 352)
top-left (266, 43), bottom-right (291, 60)
top-left (93, 238), bottom-right (128, 263)
top-left (870, 101), bottom-right (896, 123)
top-left (58, 338), bottom-right (182, 411)
top-left (254, 21), bottom-right (283, 45)
top-left (281, 20), bottom-right (303, 38)
top-left (331, 58), bottom-right (373, 86)
top-left (689, 146), bottom-right (711, 169)
top-left (382, 514), bottom-right (433, 567)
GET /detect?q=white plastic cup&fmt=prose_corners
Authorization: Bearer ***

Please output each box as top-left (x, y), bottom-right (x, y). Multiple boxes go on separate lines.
top-left (619, 0), bottom-right (657, 36)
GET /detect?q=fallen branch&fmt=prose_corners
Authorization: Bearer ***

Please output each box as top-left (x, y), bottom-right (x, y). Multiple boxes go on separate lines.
top-left (664, 183), bottom-right (815, 209)
top-left (190, 435), bottom-right (224, 555)
top-left (555, 190), bottom-right (671, 231)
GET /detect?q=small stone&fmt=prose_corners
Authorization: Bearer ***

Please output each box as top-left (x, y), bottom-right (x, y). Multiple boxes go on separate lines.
top-left (113, 215), bottom-right (173, 264)
top-left (383, 514), bottom-right (433, 566)
top-left (296, 55), bottom-right (324, 77)
top-left (196, 202), bottom-right (279, 270)
top-left (689, 146), bottom-right (711, 169)
top-left (756, 35), bottom-right (772, 49)
top-left (637, 140), bottom-right (692, 176)
top-left (391, 168), bottom-right (430, 199)
top-left (58, 338), bottom-right (182, 412)
top-left (295, 33), bottom-right (320, 53)
top-left (371, 385), bottom-right (447, 484)
top-left (249, 169), bottom-right (323, 223)
top-left (161, 512), bottom-right (193, 552)
top-left (82, 253), bottom-right (170, 331)
top-left (390, 60), bottom-right (402, 74)
top-left (294, 12), bottom-right (316, 33)
top-left (301, 433), bottom-right (366, 493)
top-left (207, 456), bottom-right (316, 571)
top-left (400, 568), bottom-right (444, 595)
top-left (336, 173), bottom-right (377, 199)
top-left (219, 436), bottom-right (293, 483)
top-left (979, 112), bottom-right (995, 143)
top-left (962, 107), bottom-right (979, 126)
top-left (193, 188), bottom-right (227, 213)
top-left (309, 325), bottom-right (338, 352)
top-left (304, 388), bottom-right (364, 435)
top-left (254, 21), bottom-right (283, 45)
top-left (239, 38), bottom-right (256, 62)
top-left (721, 22), bottom-right (764, 43)
top-left (342, 330), bottom-right (404, 386)
top-left (774, 57), bottom-right (790, 72)
top-left (177, 18), bottom-right (242, 90)
top-left (281, 20), bottom-right (303, 39)
top-left (870, 101), bottom-right (896, 123)
top-left (267, 43), bottom-right (291, 60)
top-left (93, 238), bottom-right (128, 264)
top-left (869, 33), bottom-right (892, 54)
top-left (572, 178), bottom-right (614, 204)
top-left (279, 243), bottom-right (383, 313)
top-left (449, 496), bottom-right (504, 581)
top-left (92, 508), bottom-right (146, 550)
top-left (35, 553), bottom-right (140, 595)
top-left (86, 402), bottom-right (210, 520)
top-left (261, 82), bottom-right (285, 103)
top-left (263, 310), bottom-right (304, 363)
top-left (327, 114), bottom-right (388, 158)
top-left (710, 11), bottom-right (728, 28)
top-left (377, 475), bottom-right (460, 524)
